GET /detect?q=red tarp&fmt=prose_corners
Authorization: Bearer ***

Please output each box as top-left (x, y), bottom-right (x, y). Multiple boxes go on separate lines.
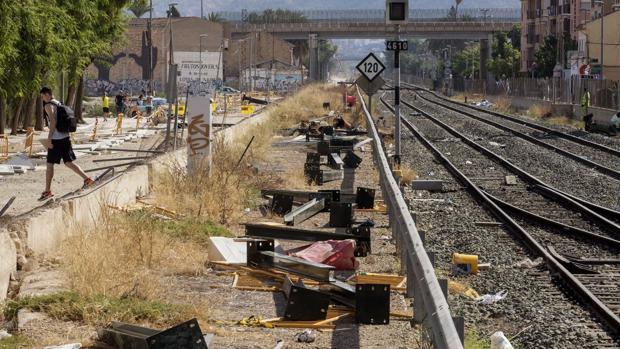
top-left (290, 239), bottom-right (358, 270)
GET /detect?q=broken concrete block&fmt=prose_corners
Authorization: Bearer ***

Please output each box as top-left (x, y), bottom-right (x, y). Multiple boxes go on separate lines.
top-left (0, 165), bottom-right (15, 175)
top-left (505, 176), bottom-right (517, 186)
top-left (0, 230), bottom-right (16, 301)
top-left (411, 180), bottom-right (443, 192)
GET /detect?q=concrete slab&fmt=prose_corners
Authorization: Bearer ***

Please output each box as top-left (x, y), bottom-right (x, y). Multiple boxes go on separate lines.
top-left (207, 237), bottom-right (247, 264)
top-left (0, 230), bottom-right (16, 301)
top-left (505, 176), bottom-right (518, 186)
top-left (19, 269), bottom-right (68, 298)
top-left (0, 165), bottom-right (15, 175)
top-left (411, 180), bottom-right (444, 192)
top-left (6, 155), bottom-right (36, 170)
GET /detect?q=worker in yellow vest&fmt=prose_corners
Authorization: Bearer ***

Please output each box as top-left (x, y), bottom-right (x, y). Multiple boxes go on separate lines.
top-left (581, 87), bottom-right (591, 117)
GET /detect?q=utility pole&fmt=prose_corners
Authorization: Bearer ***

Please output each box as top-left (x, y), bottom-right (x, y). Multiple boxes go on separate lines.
top-left (600, 6), bottom-right (604, 79)
top-left (148, 0), bottom-right (153, 95)
top-left (201, 0), bottom-right (204, 19)
top-left (166, 3), bottom-right (178, 143)
top-left (394, 25), bottom-right (401, 165)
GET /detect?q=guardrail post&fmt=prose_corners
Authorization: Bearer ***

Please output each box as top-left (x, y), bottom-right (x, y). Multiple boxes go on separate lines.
top-left (412, 276), bottom-right (426, 324)
top-left (452, 317), bottom-right (465, 345)
top-left (406, 257), bottom-right (415, 298)
top-left (438, 278), bottom-right (448, 300)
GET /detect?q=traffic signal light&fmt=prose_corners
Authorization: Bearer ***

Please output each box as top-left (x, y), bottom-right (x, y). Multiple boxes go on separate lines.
top-left (386, 0), bottom-right (408, 24)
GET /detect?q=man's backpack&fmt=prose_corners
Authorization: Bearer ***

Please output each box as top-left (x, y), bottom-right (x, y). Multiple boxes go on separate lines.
top-left (48, 101), bottom-right (77, 133)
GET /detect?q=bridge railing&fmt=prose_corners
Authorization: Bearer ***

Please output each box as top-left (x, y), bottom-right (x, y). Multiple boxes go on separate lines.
top-left (231, 21), bottom-right (518, 33)
top-left (218, 8), bottom-right (520, 23)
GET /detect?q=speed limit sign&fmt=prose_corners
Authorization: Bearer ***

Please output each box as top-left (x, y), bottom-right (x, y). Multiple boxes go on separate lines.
top-left (356, 53), bottom-right (386, 82)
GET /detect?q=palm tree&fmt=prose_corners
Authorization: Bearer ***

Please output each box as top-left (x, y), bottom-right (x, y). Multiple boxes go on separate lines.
top-left (128, 0), bottom-right (150, 18)
top-left (207, 12), bottom-right (225, 23)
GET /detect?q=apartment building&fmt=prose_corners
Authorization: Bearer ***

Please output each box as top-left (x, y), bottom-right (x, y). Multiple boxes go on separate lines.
top-left (520, 0), bottom-right (620, 73)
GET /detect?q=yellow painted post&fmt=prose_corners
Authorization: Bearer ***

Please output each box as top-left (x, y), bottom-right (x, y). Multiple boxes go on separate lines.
top-left (90, 118), bottom-right (99, 142)
top-left (24, 127), bottom-right (34, 157)
top-left (135, 112), bottom-right (142, 131)
top-left (115, 113), bottom-right (124, 135)
top-left (0, 135), bottom-right (9, 161)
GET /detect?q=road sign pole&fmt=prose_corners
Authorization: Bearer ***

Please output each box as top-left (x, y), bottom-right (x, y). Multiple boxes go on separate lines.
top-left (394, 25), bottom-right (401, 166)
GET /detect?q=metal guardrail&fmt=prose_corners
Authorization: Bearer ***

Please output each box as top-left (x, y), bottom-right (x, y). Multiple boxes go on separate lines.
top-left (356, 87), bottom-right (463, 349)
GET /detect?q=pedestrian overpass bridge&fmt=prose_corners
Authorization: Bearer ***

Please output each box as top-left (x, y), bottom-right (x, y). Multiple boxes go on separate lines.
top-left (222, 8), bottom-right (520, 40)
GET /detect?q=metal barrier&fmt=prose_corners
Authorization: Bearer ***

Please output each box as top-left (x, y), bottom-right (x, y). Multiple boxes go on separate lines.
top-left (357, 87), bottom-right (463, 349)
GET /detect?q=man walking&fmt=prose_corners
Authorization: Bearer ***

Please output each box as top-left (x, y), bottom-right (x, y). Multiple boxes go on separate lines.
top-left (39, 87), bottom-right (94, 201)
top-left (102, 91), bottom-right (110, 122)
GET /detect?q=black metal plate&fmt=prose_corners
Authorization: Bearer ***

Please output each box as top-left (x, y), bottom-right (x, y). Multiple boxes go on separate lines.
top-left (272, 194), bottom-right (294, 216)
top-left (343, 151), bottom-right (362, 169)
top-left (148, 319), bottom-right (208, 349)
top-left (356, 187), bottom-right (375, 209)
top-left (282, 277), bottom-right (330, 321)
top-left (247, 239), bottom-right (275, 267)
top-left (329, 202), bottom-right (353, 228)
top-left (355, 284), bottom-right (390, 325)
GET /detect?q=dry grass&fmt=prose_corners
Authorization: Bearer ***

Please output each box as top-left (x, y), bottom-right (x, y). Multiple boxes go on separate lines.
top-left (61, 207), bottom-right (207, 300)
top-left (526, 103), bottom-right (583, 129)
top-left (492, 97), bottom-right (514, 114)
top-left (400, 166), bottom-right (418, 186)
top-left (527, 103), bottom-right (553, 119)
top-left (268, 83), bottom-right (344, 129)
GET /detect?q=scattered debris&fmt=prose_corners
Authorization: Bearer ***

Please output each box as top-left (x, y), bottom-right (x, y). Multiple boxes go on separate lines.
top-left (490, 331), bottom-right (514, 349)
top-left (465, 160), bottom-right (473, 165)
top-left (488, 141), bottom-right (506, 148)
top-left (452, 253), bottom-right (479, 274)
top-left (505, 175), bottom-right (518, 186)
top-left (99, 318), bottom-right (211, 349)
top-left (513, 257), bottom-right (543, 269)
top-left (43, 344), bottom-right (81, 349)
top-left (291, 240), bottom-right (358, 270)
top-left (477, 290), bottom-right (508, 305)
top-left (294, 329), bottom-right (316, 343)
top-left (0, 329), bottom-right (12, 340)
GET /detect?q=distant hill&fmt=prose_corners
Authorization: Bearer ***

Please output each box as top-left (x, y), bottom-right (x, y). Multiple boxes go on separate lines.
top-left (149, 0), bottom-right (520, 18)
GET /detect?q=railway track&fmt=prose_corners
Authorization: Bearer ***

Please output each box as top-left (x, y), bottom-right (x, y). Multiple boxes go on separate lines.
top-left (379, 94), bottom-right (620, 346)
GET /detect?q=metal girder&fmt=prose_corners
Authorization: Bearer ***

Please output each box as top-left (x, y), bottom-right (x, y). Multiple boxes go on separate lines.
top-left (261, 251), bottom-right (334, 282)
top-left (99, 318), bottom-right (209, 349)
top-left (305, 168), bottom-right (343, 185)
top-left (244, 223), bottom-right (371, 256)
top-left (284, 198), bottom-right (325, 225)
top-left (282, 276), bottom-right (330, 321)
top-left (271, 194), bottom-right (294, 216)
top-left (328, 153), bottom-right (344, 170)
top-left (0, 196), bottom-right (16, 217)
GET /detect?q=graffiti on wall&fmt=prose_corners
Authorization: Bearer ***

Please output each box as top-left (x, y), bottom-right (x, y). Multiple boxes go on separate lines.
top-left (242, 69), bottom-right (302, 91)
top-left (85, 79), bottom-right (163, 97)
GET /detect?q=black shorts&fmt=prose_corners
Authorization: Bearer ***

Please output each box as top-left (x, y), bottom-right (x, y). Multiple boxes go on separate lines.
top-left (103, 107), bottom-right (110, 113)
top-left (47, 137), bottom-right (77, 164)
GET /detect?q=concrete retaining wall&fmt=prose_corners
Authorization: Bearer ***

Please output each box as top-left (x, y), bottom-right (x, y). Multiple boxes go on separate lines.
top-left (0, 110), bottom-right (272, 301)
top-left (486, 95), bottom-right (617, 126)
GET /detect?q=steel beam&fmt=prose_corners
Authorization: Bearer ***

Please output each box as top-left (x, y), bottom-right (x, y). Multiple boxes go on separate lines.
top-left (100, 318), bottom-right (209, 349)
top-left (261, 251), bottom-right (334, 282)
top-left (282, 276), bottom-right (330, 321)
top-left (284, 198), bottom-right (325, 226)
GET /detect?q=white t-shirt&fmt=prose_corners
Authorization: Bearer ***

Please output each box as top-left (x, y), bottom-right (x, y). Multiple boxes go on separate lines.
top-left (47, 99), bottom-right (70, 140)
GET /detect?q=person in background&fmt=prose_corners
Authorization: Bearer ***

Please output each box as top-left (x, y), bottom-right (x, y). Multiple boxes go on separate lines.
top-left (145, 96), bottom-right (154, 115)
top-left (101, 91), bottom-right (110, 122)
top-left (581, 87), bottom-right (591, 117)
top-left (138, 94), bottom-right (144, 106)
top-left (611, 112), bottom-right (619, 130)
top-left (115, 90), bottom-right (125, 116)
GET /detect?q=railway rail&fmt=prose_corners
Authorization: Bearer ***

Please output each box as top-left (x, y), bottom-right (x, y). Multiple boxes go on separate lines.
top-left (379, 93), bottom-right (620, 345)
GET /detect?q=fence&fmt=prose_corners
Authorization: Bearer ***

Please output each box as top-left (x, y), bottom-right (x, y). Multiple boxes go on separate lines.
top-left (452, 77), bottom-right (620, 110)
top-left (357, 87), bottom-right (463, 349)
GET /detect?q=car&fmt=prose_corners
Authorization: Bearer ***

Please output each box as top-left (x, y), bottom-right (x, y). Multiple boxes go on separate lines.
top-left (218, 86), bottom-right (240, 94)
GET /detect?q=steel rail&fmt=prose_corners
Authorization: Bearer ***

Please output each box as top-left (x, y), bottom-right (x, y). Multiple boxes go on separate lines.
top-left (405, 83), bottom-right (620, 158)
top-left (398, 97), bottom-right (620, 235)
top-left (411, 89), bottom-right (620, 181)
top-left (380, 97), bottom-right (620, 337)
top-left (356, 87), bottom-right (463, 349)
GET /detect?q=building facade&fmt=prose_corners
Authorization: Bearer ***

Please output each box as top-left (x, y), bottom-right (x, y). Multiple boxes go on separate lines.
top-left (580, 9), bottom-right (620, 80)
top-left (520, 0), bottom-right (620, 74)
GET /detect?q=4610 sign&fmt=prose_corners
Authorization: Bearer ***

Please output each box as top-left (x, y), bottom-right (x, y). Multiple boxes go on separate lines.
top-left (356, 53), bottom-right (386, 82)
top-left (386, 40), bottom-right (409, 51)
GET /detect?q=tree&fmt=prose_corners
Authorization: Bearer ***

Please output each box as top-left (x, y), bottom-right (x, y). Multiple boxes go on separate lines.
top-left (167, 5), bottom-right (180, 18)
top-left (452, 43), bottom-right (481, 78)
top-left (534, 35), bottom-right (558, 77)
top-left (128, 0), bottom-right (150, 18)
top-left (487, 31), bottom-right (521, 78)
top-left (207, 12), bottom-right (225, 23)
top-left (247, 9), bottom-right (307, 24)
